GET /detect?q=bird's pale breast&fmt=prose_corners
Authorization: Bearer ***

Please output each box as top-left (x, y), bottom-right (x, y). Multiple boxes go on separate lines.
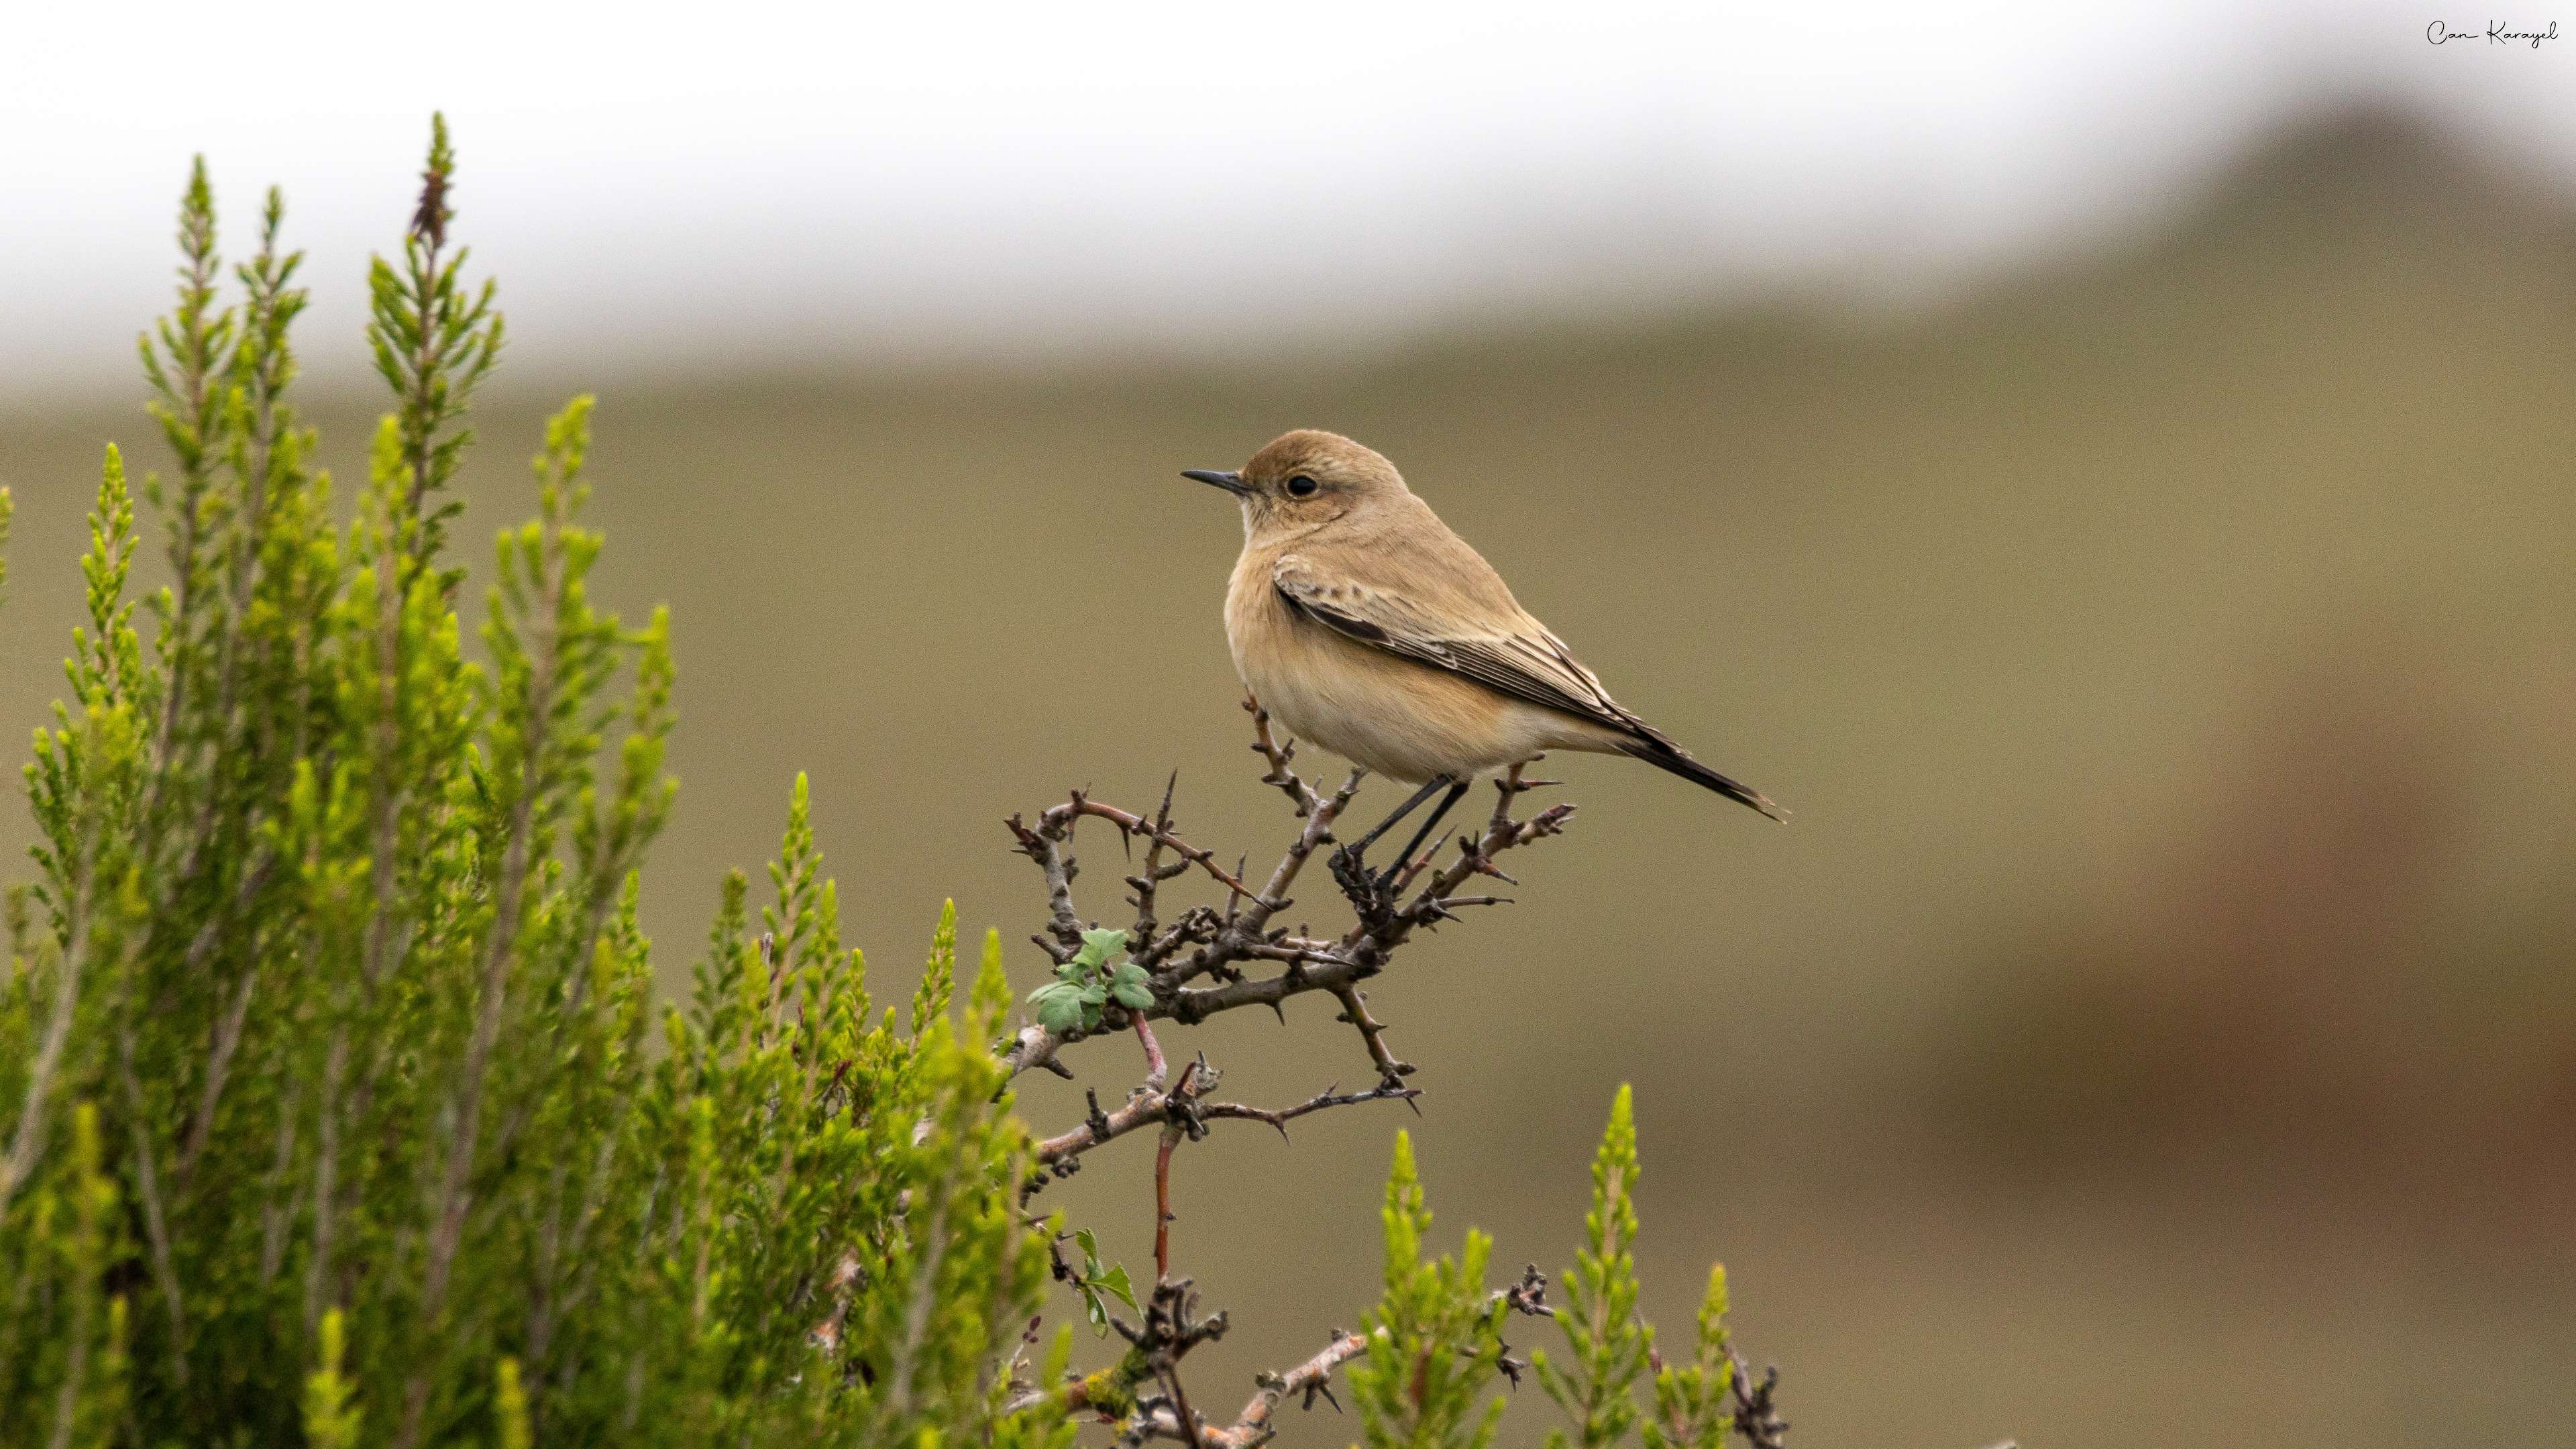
top-left (1225, 544), bottom-right (1609, 783)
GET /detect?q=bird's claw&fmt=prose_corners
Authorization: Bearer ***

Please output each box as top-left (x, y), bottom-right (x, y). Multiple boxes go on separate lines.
top-left (1329, 844), bottom-right (1402, 913)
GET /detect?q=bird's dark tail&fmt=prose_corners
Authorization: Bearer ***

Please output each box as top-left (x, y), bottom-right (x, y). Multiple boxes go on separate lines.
top-left (1619, 740), bottom-right (1788, 822)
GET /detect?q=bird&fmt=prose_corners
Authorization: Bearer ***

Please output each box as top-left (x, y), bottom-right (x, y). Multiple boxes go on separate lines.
top-left (1183, 429), bottom-right (1782, 883)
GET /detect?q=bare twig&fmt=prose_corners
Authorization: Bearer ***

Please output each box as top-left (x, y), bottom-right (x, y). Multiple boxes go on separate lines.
top-left (1142, 1016), bottom-right (1184, 1281)
top-left (1218, 1330), bottom-right (1368, 1447)
top-left (1726, 1346), bottom-right (1791, 1448)
top-left (1154, 1352), bottom-right (1208, 1449)
top-left (1122, 1280), bottom-right (1556, 1449)
top-left (997, 733), bottom-right (1550, 1085)
top-left (1045, 791), bottom-right (1260, 904)
top-left (1133, 1013), bottom-right (1169, 1093)
top-left (1128, 773), bottom-right (1183, 948)
top-left (1330, 986), bottom-right (1413, 1091)
top-left (1154, 1112), bottom-right (1183, 1283)
top-left (1007, 813), bottom-right (1086, 961)
top-left (1110, 1279), bottom-right (1230, 1447)
top-left (1195, 1081), bottom-right (1421, 1140)
top-left (1030, 1059), bottom-right (1414, 1171)
top-left (1246, 700), bottom-right (1320, 814)
top-left (1003, 712), bottom-right (1642, 1449)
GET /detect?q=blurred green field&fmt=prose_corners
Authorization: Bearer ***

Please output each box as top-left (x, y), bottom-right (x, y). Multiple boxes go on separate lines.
top-left (5, 115), bottom-right (2573, 1446)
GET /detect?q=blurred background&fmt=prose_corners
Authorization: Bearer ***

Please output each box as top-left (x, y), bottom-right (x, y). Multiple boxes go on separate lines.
top-left (5, 3), bottom-right (2573, 1444)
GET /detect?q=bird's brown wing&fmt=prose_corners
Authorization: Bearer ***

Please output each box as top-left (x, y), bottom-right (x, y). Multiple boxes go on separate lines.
top-left (1271, 553), bottom-right (1670, 747)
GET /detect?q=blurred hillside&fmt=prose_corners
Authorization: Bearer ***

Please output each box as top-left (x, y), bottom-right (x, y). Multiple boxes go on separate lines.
top-left (3, 112), bottom-right (2572, 1446)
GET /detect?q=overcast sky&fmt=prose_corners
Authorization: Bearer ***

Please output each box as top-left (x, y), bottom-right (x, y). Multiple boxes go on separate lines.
top-left (5, 0), bottom-right (2571, 396)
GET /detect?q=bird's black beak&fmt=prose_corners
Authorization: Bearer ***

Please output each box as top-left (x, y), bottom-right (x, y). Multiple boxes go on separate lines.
top-left (1182, 468), bottom-right (1249, 497)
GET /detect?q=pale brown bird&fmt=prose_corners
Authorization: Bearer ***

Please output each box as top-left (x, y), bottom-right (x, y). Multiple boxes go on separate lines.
top-left (1185, 429), bottom-right (1782, 880)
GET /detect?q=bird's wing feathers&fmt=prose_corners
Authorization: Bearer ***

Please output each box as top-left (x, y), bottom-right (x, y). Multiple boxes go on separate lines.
top-left (1271, 552), bottom-right (1669, 745)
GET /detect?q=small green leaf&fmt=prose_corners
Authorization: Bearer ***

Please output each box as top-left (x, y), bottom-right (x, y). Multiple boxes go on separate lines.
top-left (1108, 961), bottom-right (1152, 1007)
top-left (1031, 983), bottom-right (1087, 1034)
top-left (1076, 983), bottom-right (1108, 1006)
top-left (1075, 1228), bottom-right (1102, 1273)
top-left (1095, 1263), bottom-right (1137, 1310)
top-left (1075, 926), bottom-right (1127, 969)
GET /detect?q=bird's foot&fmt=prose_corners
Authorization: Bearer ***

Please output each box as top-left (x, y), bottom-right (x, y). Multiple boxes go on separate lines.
top-left (1329, 844), bottom-right (1403, 914)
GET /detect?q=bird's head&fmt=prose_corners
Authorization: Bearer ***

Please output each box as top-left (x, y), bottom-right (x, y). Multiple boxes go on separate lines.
top-left (1183, 429), bottom-right (1409, 539)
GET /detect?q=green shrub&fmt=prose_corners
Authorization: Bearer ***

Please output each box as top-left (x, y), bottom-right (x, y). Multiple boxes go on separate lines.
top-left (1, 119), bottom-right (1783, 1449)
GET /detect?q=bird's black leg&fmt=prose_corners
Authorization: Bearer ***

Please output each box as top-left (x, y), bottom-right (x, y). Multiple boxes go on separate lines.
top-left (1340, 775), bottom-right (1456, 861)
top-left (1332, 774), bottom-right (1463, 904)
top-left (1388, 778), bottom-right (1472, 879)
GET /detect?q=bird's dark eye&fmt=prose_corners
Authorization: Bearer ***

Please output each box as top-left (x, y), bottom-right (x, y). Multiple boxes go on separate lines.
top-left (1287, 474), bottom-right (1319, 497)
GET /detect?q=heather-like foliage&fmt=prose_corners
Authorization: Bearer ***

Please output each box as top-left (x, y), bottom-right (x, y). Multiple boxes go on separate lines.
top-left (1, 120), bottom-right (1781, 1449)
top-left (0, 123), bottom-right (1063, 1449)
top-left (1534, 1085), bottom-right (1652, 1449)
top-left (1347, 1132), bottom-right (1513, 1449)
top-left (1528, 1091), bottom-right (1786, 1449)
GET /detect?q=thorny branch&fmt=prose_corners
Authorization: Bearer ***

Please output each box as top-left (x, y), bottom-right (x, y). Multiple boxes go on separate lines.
top-left (1026, 1062), bottom-right (1419, 1198)
top-left (1110, 1269), bottom-right (1555, 1449)
top-left (1725, 1346), bottom-right (1792, 1449)
top-left (1000, 701), bottom-right (1570, 1087)
top-left (1214, 1330), bottom-right (1366, 1448)
top-left (1003, 702), bottom-right (1580, 1445)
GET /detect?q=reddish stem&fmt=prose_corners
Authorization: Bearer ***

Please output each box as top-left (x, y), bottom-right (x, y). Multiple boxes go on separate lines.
top-left (1134, 1012), bottom-right (1167, 1089)
top-left (1154, 1127), bottom-right (1177, 1282)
